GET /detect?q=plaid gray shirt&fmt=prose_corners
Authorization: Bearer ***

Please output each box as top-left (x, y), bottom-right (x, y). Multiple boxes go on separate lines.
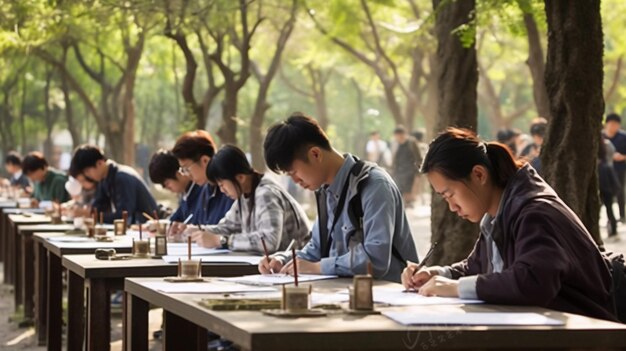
top-left (205, 176), bottom-right (311, 254)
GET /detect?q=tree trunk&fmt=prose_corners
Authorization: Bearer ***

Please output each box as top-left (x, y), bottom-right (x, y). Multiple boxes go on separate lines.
top-left (430, 0), bottom-right (479, 266)
top-left (0, 90), bottom-right (16, 154)
top-left (19, 74), bottom-right (27, 153)
top-left (352, 79), bottom-right (366, 156)
top-left (423, 56), bottom-right (439, 141)
top-left (541, 0), bottom-right (603, 244)
top-left (248, 1), bottom-right (297, 170)
top-left (43, 71), bottom-right (55, 162)
top-left (218, 85), bottom-right (238, 145)
top-left (523, 11), bottom-right (551, 119)
top-left (61, 79), bottom-right (81, 149)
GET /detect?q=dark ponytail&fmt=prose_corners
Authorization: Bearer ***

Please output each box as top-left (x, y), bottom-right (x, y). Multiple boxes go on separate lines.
top-left (485, 143), bottom-right (522, 188)
top-left (421, 128), bottom-right (523, 189)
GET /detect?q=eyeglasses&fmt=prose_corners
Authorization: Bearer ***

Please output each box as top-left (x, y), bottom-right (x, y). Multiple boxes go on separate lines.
top-left (178, 161), bottom-right (199, 176)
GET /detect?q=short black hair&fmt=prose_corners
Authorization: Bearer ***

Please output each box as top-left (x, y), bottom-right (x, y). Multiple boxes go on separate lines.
top-left (529, 118), bottom-right (547, 137)
top-left (606, 113), bottom-right (622, 124)
top-left (22, 152), bottom-right (48, 175)
top-left (172, 130), bottom-right (217, 161)
top-left (149, 149), bottom-right (180, 185)
top-left (5, 151), bottom-right (22, 166)
top-left (70, 144), bottom-right (106, 174)
top-left (264, 112), bottom-right (332, 173)
top-left (393, 125), bottom-right (407, 134)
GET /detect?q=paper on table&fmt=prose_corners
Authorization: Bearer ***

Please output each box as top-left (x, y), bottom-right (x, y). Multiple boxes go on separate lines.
top-left (165, 243), bottom-right (230, 256)
top-left (369, 289), bottom-right (483, 306)
top-left (161, 255), bottom-right (262, 265)
top-left (47, 236), bottom-right (94, 243)
top-left (383, 311), bottom-right (565, 326)
top-left (142, 281), bottom-right (277, 294)
top-left (218, 274), bottom-right (338, 286)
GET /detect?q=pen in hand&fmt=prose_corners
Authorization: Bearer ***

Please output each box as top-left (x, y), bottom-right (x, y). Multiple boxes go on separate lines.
top-left (412, 241), bottom-right (438, 276)
top-left (260, 237), bottom-right (275, 274)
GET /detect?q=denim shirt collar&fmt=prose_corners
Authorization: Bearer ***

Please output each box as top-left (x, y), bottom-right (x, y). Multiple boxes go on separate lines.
top-left (326, 154), bottom-right (356, 198)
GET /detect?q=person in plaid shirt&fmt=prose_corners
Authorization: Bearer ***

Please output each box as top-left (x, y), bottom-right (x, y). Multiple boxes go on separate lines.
top-left (190, 145), bottom-right (310, 254)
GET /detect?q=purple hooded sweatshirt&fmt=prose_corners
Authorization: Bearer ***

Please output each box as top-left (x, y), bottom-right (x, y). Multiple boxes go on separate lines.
top-left (447, 164), bottom-right (616, 321)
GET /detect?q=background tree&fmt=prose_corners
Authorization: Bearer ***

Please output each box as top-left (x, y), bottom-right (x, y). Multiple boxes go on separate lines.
top-left (249, 0), bottom-right (298, 170)
top-left (541, 0), bottom-right (604, 244)
top-left (429, 0), bottom-right (480, 265)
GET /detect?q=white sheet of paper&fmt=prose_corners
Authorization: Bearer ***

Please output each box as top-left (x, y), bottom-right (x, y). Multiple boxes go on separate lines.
top-left (383, 311), bottom-right (565, 326)
top-left (218, 274), bottom-right (338, 286)
top-left (142, 281), bottom-right (277, 294)
top-left (161, 255), bottom-right (262, 265)
top-left (47, 236), bottom-right (94, 243)
top-left (165, 243), bottom-right (230, 256)
top-left (369, 289), bottom-right (483, 306)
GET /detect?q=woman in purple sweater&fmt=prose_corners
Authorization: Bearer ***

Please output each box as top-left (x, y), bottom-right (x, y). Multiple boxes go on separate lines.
top-left (402, 128), bottom-right (616, 321)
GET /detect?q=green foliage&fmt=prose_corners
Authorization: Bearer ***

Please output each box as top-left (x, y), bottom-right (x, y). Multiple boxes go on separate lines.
top-left (0, 0), bottom-right (620, 164)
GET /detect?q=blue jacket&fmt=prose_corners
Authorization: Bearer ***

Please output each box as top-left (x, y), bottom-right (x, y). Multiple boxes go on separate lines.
top-left (297, 154), bottom-right (418, 283)
top-left (92, 161), bottom-right (158, 224)
top-left (170, 182), bottom-right (202, 223)
top-left (193, 183), bottom-right (234, 225)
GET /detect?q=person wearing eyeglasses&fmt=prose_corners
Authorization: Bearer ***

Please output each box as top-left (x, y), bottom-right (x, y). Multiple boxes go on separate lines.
top-left (148, 149), bottom-right (202, 224)
top-left (69, 145), bottom-right (158, 224)
top-left (170, 130), bottom-right (233, 237)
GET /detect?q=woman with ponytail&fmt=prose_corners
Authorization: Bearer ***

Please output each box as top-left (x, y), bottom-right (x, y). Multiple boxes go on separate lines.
top-left (190, 145), bottom-right (311, 254)
top-left (401, 128), bottom-right (617, 321)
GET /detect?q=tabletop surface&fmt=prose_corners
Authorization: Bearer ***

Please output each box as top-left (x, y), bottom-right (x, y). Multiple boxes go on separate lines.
top-left (63, 252), bottom-right (261, 279)
top-left (124, 277), bottom-right (626, 351)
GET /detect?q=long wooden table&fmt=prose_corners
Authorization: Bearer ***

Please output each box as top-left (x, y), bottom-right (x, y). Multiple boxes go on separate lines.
top-left (124, 277), bottom-right (626, 351)
top-left (0, 200), bottom-right (18, 263)
top-left (61, 252), bottom-right (260, 351)
top-left (33, 233), bottom-right (133, 349)
top-left (4, 214), bottom-right (50, 306)
top-left (16, 224), bottom-right (76, 324)
top-left (2, 209), bottom-right (46, 284)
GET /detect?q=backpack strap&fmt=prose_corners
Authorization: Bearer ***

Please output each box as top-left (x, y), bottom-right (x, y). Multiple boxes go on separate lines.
top-left (348, 165), bottom-right (408, 268)
top-left (316, 158), bottom-right (366, 258)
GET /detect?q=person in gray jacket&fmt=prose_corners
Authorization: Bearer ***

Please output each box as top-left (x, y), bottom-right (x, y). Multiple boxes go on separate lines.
top-left (259, 112), bottom-right (418, 283)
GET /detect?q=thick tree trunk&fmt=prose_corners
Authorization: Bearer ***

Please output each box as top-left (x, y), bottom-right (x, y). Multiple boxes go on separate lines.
top-left (541, 0), bottom-right (603, 244)
top-left (523, 12), bottom-right (551, 119)
top-left (430, 0), bottom-right (479, 266)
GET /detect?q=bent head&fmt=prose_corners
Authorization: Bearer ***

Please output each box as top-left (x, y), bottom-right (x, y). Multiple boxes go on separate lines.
top-left (207, 145), bottom-right (257, 200)
top-left (421, 128), bottom-right (522, 223)
top-left (264, 113), bottom-right (332, 191)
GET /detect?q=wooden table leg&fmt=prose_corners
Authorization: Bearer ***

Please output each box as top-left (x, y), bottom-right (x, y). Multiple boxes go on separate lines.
top-left (7, 221), bottom-right (17, 285)
top-left (164, 311), bottom-right (208, 351)
top-left (123, 291), bottom-right (149, 351)
top-left (2, 215), bottom-right (10, 283)
top-left (47, 252), bottom-right (62, 351)
top-left (86, 278), bottom-right (110, 351)
top-left (67, 271), bottom-right (85, 351)
top-left (14, 224), bottom-right (22, 311)
top-left (35, 241), bottom-right (48, 345)
top-left (22, 233), bottom-right (35, 322)
top-left (0, 212), bottom-right (5, 263)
